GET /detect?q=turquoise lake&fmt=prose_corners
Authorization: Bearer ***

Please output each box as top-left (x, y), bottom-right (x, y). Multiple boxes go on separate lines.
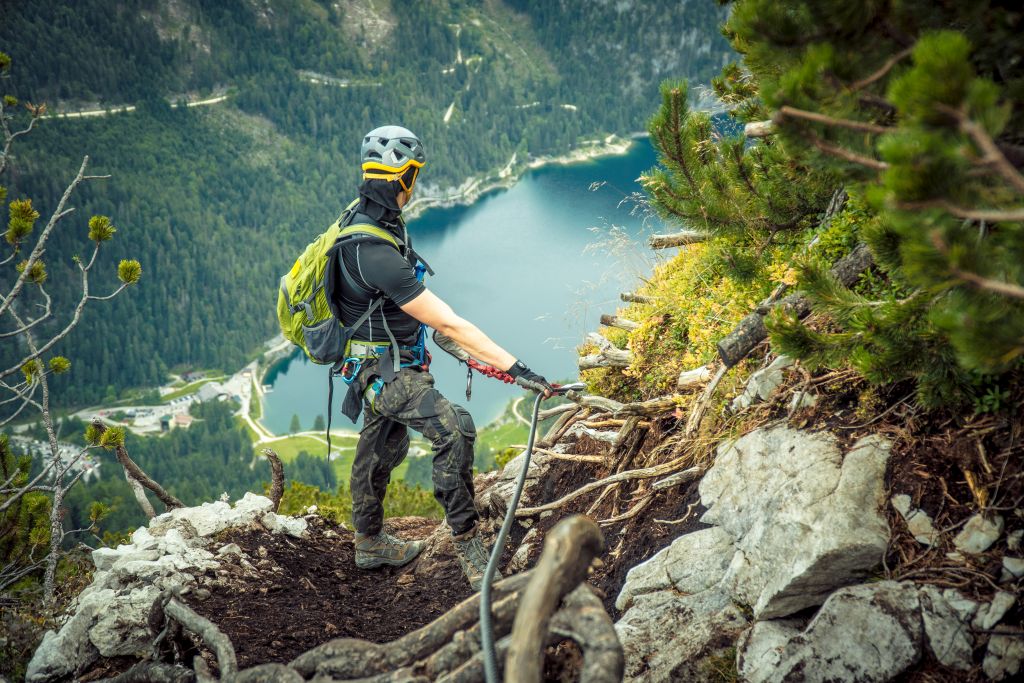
top-left (262, 141), bottom-right (661, 434)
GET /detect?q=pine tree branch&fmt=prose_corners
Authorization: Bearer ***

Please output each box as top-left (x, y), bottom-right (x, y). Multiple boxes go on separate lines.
top-left (939, 105), bottom-right (1024, 195)
top-left (849, 47), bottom-right (914, 91)
top-left (730, 143), bottom-right (760, 196)
top-left (0, 156), bottom-right (90, 320)
top-left (896, 200), bottom-right (1024, 223)
top-left (807, 133), bottom-right (889, 171)
top-left (776, 105), bottom-right (891, 135)
top-left (930, 231), bottom-right (1024, 300)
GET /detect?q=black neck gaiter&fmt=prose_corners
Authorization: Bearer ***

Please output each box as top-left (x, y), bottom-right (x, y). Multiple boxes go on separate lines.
top-left (357, 179), bottom-right (402, 228)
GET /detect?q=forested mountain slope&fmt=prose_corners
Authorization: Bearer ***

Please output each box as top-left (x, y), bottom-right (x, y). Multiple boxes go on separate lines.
top-left (0, 0), bottom-right (732, 404)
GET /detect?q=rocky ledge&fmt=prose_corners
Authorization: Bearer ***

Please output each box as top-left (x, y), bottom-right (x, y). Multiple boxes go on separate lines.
top-left (613, 424), bottom-right (1022, 682)
top-left (26, 493), bottom-right (307, 682)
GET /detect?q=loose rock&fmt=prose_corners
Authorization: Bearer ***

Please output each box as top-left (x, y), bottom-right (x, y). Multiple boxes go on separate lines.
top-left (738, 582), bottom-right (923, 683)
top-left (953, 513), bottom-right (1004, 554)
top-left (891, 494), bottom-right (940, 546)
top-left (984, 629), bottom-right (1024, 681)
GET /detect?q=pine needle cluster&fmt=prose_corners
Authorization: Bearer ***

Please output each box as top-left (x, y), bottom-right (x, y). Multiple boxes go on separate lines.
top-left (640, 0), bottom-right (1023, 409)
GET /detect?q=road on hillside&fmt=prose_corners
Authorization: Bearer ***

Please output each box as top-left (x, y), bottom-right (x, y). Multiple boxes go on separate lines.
top-left (44, 94), bottom-right (229, 120)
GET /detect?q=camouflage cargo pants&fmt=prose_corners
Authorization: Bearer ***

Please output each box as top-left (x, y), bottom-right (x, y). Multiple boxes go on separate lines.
top-left (350, 360), bottom-right (479, 536)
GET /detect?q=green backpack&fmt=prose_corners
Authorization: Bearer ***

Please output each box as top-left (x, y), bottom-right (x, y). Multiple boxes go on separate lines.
top-left (276, 200), bottom-right (400, 365)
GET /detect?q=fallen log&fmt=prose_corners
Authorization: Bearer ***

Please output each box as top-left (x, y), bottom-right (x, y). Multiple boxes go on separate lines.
top-left (578, 332), bottom-right (632, 370)
top-left (506, 516), bottom-right (606, 683)
top-left (600, 314), bottom-right (640, 331)
top-left (677, 365), bottom-right (712, 391)
top-left (649, 231), bottom-right (707, 249)
top-left (620, 291), bottom-right (652, 304)
top-left (716, 242), bottom-right (872, 367)
top-left (578, 346), bottom-right (632, 370)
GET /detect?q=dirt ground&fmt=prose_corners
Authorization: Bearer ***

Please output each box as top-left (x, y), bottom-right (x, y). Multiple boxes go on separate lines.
top-left (189, 516), bottom-right (472, 668)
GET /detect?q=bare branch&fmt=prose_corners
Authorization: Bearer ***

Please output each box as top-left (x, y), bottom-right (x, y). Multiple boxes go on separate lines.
top-left (895, 200), bottom-right (1024, 222)
top-left (1, 244), bottom-right (119, 380)
top-left (849, 47), bottom-right (914, 91)
top-left (0, 156), bottom-right (90, 319)
top-left (87, 283), bottom-right (129, 302)
top-left (599, 314), bottom-right (639, 331)
top-left (952, 109), bottom-right (1024, 194)
top-left (515, 457), bottom-right (700, 517)
top-left (807, 134), bottom-right (890, 170)
top-left (0, 286), bottom-right (53, 338)
top-left (262, 448), bottom-right (285, 512)
top-left (930, 231), bottom-right (1024, 299)
top-left (0, 115), bottom-right (39, 176)
top-left (620, 291), bottom-right (652, 304)
top-left (776, 105), bottom-right (891, 135)
top-left (125, 471), bottom-right (157, 519)
top-left (649, 230), bottom-right (707, 248)
top-left (92, 420), bottom-right (184, 510)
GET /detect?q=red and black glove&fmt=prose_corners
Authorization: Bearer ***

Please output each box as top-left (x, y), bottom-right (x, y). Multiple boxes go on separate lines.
top-left (506, 360), bottom-right (554, 396)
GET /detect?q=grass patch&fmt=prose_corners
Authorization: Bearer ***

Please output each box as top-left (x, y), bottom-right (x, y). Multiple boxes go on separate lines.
top-left (250, 432), bottom-right (411, 486)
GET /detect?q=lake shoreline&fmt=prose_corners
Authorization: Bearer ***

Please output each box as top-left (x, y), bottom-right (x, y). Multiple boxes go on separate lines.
top-left (403, 133), bottom-right (638, 219)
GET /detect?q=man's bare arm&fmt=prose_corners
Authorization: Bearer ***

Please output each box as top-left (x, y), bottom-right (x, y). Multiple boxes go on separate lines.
top-left (400, 288), bottom-right (517, 371)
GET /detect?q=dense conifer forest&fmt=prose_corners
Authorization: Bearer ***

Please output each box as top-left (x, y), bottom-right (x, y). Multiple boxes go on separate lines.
top-left (0, 0), bottom-right (731, 405)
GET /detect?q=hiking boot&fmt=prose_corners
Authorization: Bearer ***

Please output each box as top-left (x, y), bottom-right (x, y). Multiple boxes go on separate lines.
top-left (453, 526), bottom-right (502, 590)
top-left (354, 531), bottom-right (424, 569)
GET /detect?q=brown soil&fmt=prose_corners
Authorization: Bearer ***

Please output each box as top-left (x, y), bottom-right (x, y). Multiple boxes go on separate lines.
top-left (186, 516), bottom-right (472, 668)
top-left (515, 428), bottom-right (710, 617)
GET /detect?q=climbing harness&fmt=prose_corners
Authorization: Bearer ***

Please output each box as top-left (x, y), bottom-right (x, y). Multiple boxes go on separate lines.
top-left (323, 214), bottom-right (435, 457)
top-left (479, 382), bottom-right (586, 683)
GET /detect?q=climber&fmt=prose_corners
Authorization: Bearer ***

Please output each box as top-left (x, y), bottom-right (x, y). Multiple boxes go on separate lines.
top-left (329, 125), bottom-right (554, 590)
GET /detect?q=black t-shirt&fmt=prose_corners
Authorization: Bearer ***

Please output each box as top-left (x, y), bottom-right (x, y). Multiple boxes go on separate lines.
top-left (331, 216), bottom-right (425, 346)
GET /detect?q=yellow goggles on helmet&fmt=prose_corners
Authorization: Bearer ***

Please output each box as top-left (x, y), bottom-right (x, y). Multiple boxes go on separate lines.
top-left (362, 159), bottom-right (424, 192)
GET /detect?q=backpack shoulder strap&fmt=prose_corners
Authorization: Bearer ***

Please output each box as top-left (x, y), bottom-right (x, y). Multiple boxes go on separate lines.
top-left (337, 223), bottom-right (403, 250)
